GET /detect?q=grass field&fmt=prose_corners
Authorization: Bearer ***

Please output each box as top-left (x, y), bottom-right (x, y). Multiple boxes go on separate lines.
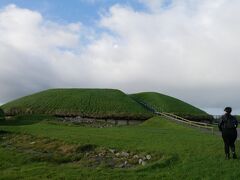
top-left (1, 115), bottom-right (240, 179)
top-left (0, 108), bottom-right (4, 120)
top-left (1, 89), bottom-right (152, 120)
top-left (236, 115), bottom-right (240, 122)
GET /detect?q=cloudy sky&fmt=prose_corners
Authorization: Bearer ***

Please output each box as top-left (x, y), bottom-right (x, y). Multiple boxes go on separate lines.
top-left (0, 0), bottom-right (240, 115)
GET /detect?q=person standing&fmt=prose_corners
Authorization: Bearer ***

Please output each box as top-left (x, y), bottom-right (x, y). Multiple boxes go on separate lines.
top-left (218, 107), bottom-right (238, 159)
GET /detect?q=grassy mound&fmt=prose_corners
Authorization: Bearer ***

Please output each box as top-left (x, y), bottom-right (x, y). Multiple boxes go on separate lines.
top-left (130, 92), bottom-right (212, 121)
top-left (1, 89), bottom-right (152, 120)
top-left (130, 92), bottom-right (206, 115)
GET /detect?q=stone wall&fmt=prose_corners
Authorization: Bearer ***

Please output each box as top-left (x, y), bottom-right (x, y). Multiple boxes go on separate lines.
top-left (63, 116), bottom-right (143, 126)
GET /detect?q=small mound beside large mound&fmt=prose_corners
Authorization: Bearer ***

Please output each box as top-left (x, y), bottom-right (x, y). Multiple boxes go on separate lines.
top-left (130, 92), bottom-right (212, 122)
top-left (1, 89), bottom-right (153, 120)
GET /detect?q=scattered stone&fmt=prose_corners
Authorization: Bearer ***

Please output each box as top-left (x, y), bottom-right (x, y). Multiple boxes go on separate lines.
top-left (0, 132), bottom-right (156, 169)
top-left (98, 152), bottom-right (105, 157)
top-left (146, 154), bottom-right (151, 160)
top-left (109, 149), bottom-right (115, 153)
top-left (60, 117), bottom-right (118, 128)
top-left (142, 161), bottom-right (146, 166)
top-left (133, 155), bottom-right (139, 159)
top-left (119, 163), bottom-right (125, 168)
top-left (121, 152), bottom-right (129, 157)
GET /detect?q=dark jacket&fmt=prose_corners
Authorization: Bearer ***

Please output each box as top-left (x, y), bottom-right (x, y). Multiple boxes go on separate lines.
top-left (218, 114), bottom-right (238, 132)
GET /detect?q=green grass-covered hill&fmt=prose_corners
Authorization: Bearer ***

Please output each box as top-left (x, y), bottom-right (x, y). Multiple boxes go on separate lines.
top-left (130, 92), bottom-right (210, 121)
top-left (1, 89), bottom-right (153, 120)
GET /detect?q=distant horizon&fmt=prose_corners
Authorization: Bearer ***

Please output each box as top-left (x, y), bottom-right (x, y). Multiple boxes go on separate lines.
top-left (0, 87), bottom-right (238, 115)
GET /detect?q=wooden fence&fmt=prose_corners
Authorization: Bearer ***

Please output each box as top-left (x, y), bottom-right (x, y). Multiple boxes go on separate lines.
top-left (156, 112), bottom-right (214, 134)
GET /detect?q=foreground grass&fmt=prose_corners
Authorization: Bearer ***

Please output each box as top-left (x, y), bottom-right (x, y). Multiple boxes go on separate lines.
top-left (1, 116), bottom-right (240, 179)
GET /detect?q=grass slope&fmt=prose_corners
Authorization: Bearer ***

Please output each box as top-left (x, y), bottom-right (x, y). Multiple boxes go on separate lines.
top-left (130, 92), bottom-right (207, 116)
top-left (0, 108), bottom-right (4, 120)
top-left (1, 89), bottom-right (152, 120)
top-left (1, 116), bottom-right (240, 179)
top-left (236, 115), bottom-right (240, 122)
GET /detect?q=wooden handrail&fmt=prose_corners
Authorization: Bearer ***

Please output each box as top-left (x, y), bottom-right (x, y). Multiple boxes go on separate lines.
top-left (157, 112), bottom-right (214, 134)
top-left (163, 112), bottom-right (210, 126)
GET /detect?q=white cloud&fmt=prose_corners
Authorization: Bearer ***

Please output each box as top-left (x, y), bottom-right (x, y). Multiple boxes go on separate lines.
top-left (97, 1), bottom-right (240, 113)
top-left (0, 4), bottom-right (86, 102)
top-left (1, 2), bottom-right (240, 114)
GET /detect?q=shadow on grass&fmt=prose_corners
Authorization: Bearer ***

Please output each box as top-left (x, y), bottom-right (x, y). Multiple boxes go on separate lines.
top-left (0, 115), bottom-right (54, 126)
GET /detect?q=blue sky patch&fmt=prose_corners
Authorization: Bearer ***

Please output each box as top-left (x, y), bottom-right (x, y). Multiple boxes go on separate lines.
top-left (0, 0), bottom-right (147, 26)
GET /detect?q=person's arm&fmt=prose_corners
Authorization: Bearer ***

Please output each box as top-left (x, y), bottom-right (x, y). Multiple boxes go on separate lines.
top-left (218, 117), bottom-right (223, 132)
top-left (233, 116), bottom-right (238, 128)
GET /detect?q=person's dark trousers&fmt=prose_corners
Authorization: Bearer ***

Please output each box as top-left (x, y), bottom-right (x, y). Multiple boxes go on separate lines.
top-left (222, 128), bottom-right (237, 158)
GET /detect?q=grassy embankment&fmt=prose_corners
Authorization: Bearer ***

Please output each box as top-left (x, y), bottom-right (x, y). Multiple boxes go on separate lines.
top-left (1, 89), bottom-right (152, 120)
top-left (0, 108), bottom-right (4, 120)
top-left (236, 115), bottom-right (240, 122)
top-left (0, 115), bottom-right (240, 179)
top-left (130, 92), bottom-right (213, 122)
